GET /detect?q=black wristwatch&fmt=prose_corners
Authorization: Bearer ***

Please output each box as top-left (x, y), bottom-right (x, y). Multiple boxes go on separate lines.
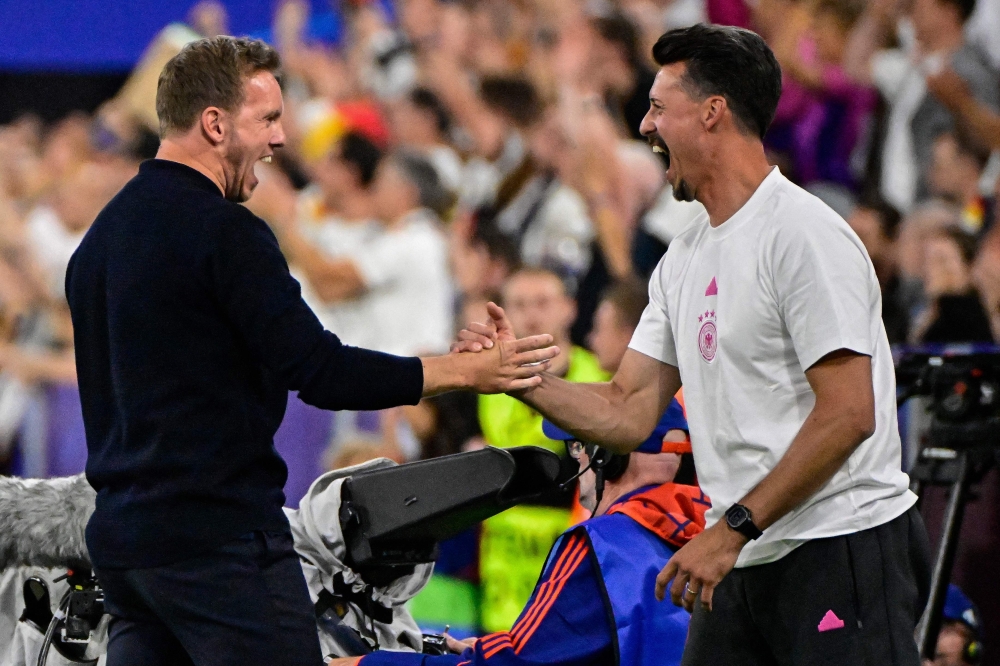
top-left (725, 504), bottom-right (763, 540)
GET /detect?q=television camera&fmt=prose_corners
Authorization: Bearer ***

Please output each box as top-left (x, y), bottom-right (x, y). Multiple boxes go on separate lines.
top-left (3, 445), bottom-right (569, 665)
top-left (895, 344), bottom-right (1000, 660)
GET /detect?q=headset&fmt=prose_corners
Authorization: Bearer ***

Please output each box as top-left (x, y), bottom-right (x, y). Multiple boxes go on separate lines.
top-left (558, 441), bottom-right (630, 513)
top-left (959, 624), bottom-right (984, 665)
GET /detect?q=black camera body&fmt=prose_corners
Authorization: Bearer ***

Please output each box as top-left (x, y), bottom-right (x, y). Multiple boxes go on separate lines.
top-left (896, 344), bottom-right (1000, 448)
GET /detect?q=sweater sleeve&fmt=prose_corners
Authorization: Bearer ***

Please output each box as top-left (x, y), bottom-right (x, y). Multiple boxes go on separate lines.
top-left (209, 207), bottom-right (423, 410)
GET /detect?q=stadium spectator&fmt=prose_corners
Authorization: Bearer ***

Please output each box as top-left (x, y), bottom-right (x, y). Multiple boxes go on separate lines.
top-left (588, 278), bottom-right (651, 375)
top-left (253, 131), bottom-right (387, 350)
top-left (912, 227), bottom-right (994, 343)
top-left (923, 585), bottom-right (985, 666)
top-left (389, 87), bottom-right (463, 196)
top-left (846, 198), bottom-right (915, 343)
top-left (926, 131), bottom-right (993, 235)
top-left (844, 0), bottom-right (999, 213)
top-left (771, 0), bottom-right (875, 188)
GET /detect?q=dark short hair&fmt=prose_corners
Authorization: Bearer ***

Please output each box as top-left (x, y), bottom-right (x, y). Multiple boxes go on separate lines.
top-left (814, 0), bottom-right (865, 29)
top-left (472, 209), bottom-right (522, 270)
top-left (156, 36), bottom-right (281, 138)
top-left (592, 12), bottom-right (643, 69)
top-left (480, 75), bottom-right (543, 128)
top-left (390, 151), bottom-right (454, 217)
top-left (600, 278), bottom-right (649, 331)
top-left (652, 24), bottom-right (782, 140)
top-left (337, 131), bottom-right (383, 187)
top-left (941, 0), bottom-right (977, 22)
top-left (856, 196), bottom-right (903, 240)
top-left (410, 87), bottom-right (452, 136)
top-left (937, 227), bottom-right (980, 266)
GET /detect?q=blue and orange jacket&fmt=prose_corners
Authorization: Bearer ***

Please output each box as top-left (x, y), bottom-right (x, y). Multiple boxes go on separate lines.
top-left (360, 482), bottom-right (711, 666)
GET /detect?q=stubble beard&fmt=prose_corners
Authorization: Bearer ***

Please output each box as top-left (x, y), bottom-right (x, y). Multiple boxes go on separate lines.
top-left (673, 178), bottom-right (695, 203)
top-left (223, 137), bottom-right (255, 203)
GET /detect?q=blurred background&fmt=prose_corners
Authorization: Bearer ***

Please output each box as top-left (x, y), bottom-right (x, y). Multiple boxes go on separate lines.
top-left (1, 0), bottom-right (999, 661)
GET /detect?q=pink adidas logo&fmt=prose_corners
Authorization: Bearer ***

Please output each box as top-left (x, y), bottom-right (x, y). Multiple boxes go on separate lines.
top-left (705, 277), bottom-right (718, 296)
top-left (818, 610), bottom-right (845, 632)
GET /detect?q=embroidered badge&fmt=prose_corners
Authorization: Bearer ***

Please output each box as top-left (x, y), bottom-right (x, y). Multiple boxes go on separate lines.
top-left (697, 310), bottom-right (717, 363)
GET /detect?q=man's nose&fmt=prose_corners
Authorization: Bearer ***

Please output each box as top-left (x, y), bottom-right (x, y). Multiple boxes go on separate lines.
top-left (639, 110), bottom-right (655, 137)
top-left (271, 121), bottom-right (286, 148)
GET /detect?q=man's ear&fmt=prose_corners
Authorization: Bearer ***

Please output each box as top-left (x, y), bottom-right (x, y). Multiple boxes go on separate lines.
top-left (703, 96), bottom-right (727, 132)
top-left (200, 107), bottom-right (226, 146)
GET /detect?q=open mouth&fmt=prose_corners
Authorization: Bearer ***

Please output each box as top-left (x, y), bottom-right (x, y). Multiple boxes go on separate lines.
top-left (259, 155), bottom-right (273, 164)
top-left (647, 136), bottom-right (670, 170)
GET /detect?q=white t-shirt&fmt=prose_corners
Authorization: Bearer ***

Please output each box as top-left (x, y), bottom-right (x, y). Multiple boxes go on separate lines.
top-left (353, 209), bottom-right (453, 357)
top-left (292, 190), bottom-right (386, 351)
top-left (25, 205), bottom-right (86, 300)
top-left (629, 168), bottom-right (916, 567)
top-left (300, 220), bottom-right (385, 351)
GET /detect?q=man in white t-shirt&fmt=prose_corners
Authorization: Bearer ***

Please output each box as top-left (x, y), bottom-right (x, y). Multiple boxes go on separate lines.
top-left (457, 24), bottom-right (929, 666)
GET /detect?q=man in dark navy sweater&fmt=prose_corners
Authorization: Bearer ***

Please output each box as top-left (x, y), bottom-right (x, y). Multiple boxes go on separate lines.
top-left (65, 36), bottom-right (558, 666)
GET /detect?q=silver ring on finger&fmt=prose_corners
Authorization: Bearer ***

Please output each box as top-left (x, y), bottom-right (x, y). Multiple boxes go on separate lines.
top-left (684, 582), bottom-right (700, 597)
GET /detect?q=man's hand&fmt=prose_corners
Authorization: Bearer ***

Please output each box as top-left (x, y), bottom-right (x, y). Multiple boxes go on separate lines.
top-left (464, 334), bottom-right (559, 393)
top-left (325, 658), bottom-right (360, 666)
top-left (926, 69), bottom-right (972, 113)
top-left (422, 325), bottom-right (559, 396)
top-left (451, 302), bottom-right (511, 353)
top-left (445, 634), bottom-right (478, 654)
top-left (655, 520), bottom-right (747, 612)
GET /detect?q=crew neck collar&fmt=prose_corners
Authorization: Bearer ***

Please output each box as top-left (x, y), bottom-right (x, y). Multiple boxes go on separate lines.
top-left (140, 159), bottom-right (224, 197)
top-left (706, 166), bottom-right (783, 239)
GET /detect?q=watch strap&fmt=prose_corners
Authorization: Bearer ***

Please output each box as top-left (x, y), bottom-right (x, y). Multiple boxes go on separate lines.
top-left (727, 504), bottom-right (763, 540)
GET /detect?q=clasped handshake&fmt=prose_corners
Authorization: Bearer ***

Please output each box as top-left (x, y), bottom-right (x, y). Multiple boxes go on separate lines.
top-left (423, 302), bottom-right (558, 396)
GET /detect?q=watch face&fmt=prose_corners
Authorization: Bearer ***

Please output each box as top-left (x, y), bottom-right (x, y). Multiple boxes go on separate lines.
top-left (727, 505), bottom-right (748, 527)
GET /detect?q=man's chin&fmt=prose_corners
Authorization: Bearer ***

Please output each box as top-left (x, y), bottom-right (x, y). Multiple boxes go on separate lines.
top-left (672, 179), bottom-right (695, 203)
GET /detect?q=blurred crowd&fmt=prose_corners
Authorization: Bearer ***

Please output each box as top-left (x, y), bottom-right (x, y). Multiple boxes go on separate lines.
top-left (2, 0), bottom-right (1000, 646)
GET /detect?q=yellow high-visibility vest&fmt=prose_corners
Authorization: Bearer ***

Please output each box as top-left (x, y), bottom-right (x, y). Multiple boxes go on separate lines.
top-left (477, 345), bottom-right (609, 631)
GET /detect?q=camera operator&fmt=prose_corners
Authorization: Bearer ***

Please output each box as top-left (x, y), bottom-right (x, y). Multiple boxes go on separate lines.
top-left (328, 406), bottom-right (704, 666)
top-left (923, 585), bottom-right (985, 666)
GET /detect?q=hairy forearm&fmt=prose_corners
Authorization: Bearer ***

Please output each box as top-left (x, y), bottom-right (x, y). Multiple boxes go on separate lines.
top-left (518, 375), bottom-right (660, 453)
top-left (740, 404), bottom-right (874, 531)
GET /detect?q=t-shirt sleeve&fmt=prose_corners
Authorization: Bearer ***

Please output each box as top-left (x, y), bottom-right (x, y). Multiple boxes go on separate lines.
top-left (209, 208), bottom-right (423, 410)
top-left (769, 213), bottom-right (877, 371)
top-left (628, 254), bottom-right (679, 366)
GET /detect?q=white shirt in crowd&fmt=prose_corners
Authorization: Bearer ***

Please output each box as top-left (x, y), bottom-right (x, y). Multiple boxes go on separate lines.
top-left (352, 208), bottom-right (453, 357)
top-left (629, 168), bottom-right (916, 568)
top-left (25, 205), bottom-right (86, 300)
top-left (299, 221), bottom-right (385, 352)
top-left (294, 189), bottom-right (386, 352)
top-left (870, 45), bottom-right (925, 214)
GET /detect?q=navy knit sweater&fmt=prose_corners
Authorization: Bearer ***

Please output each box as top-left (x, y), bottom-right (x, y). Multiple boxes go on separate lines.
top-left (67, 159), bottom-right (424, 568)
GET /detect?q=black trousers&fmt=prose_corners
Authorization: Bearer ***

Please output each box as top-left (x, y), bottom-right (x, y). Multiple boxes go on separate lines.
top-left (682, 506), bottom-right (931, 666)
top-left (96, 530), bottom-right (324, 666)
